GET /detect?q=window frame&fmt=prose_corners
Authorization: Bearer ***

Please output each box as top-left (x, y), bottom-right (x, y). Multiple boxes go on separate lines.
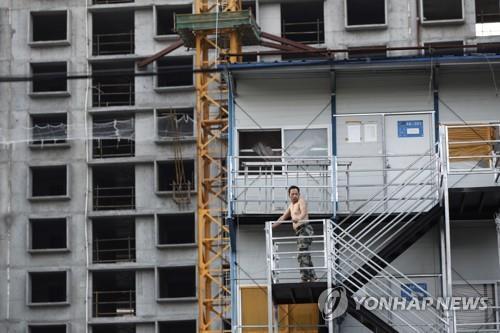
top-left (155, 265), bottom-right (197, 302)
top-left (236, 125), bottom-right (331, 175)
top-left (280, 1), bottom-right (325, 45)
top-left (420, 0), bottom-right (465, 24)
top-left (27, 269), bottom-right (70, 307)
top-left (156, 320), bottom-right (197, 333)
top-left (154, 159), bottom-right (197, 195)
top-left (27, 217), bottom-right (70, 253)
top-left (29, 61), bottom-right (70, 97)
top-left (28, 323), bottom-right (70, 333)
top-left (155, 212), bottom-right (197, 248)
top-left (28, 112), bottom-right (70, 148)
top-left (28, 164), bottom-right (70, 201)
top-left (154, 4), bottom-right (193, 39)
top-left (155, 107), bottom-right (196, 142)
top-left (154, 55), bottom-right (195, 92)
top-left (29, 10), bottom-right (71, 47)
top-left (344, 0), bottom-right (388, 30)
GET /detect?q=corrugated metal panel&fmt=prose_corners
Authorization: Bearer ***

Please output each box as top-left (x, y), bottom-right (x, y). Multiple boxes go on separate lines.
top-left (454, 283), bottom-right (497, 332)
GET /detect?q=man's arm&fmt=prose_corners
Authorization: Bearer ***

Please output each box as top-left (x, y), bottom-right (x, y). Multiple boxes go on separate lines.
top-left (272, 206), bottom-right (291, 229)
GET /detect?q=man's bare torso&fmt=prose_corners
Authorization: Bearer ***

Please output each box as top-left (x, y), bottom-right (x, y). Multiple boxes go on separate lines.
top-left (290, 198), bottom-right (309, 230)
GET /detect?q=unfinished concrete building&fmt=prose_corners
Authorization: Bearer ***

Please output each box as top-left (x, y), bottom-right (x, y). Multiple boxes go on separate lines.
top-left (0, 0), bottom-right (500, 332)
top-left (1, 0), bottom-right (198, 332)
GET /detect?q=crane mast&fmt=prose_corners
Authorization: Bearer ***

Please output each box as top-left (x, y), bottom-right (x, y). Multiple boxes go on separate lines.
top-left (194, 1), bottom-right (241, 331)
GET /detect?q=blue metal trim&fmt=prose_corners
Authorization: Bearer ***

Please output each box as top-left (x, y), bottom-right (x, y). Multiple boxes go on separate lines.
top-left (221, 54), bottom-right (500, 71)
top-left (330, 68), bottom-right (337, 222)
top-left (226, 68), bottom-right (238, 332)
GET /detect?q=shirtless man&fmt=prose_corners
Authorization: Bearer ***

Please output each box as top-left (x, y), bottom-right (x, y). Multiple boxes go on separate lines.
top-left (273, 185), bottom-right (317, 282)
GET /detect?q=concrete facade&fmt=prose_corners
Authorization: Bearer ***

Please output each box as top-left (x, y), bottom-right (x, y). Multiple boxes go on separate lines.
top-left (1, 1), bottom-right (197, 332)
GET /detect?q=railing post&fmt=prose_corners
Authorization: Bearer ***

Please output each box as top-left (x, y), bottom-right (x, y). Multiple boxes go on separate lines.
top-left (265, 222), bottom-right (274, 332)
top-left (128, 236), bottom-right (131, 261)
top-left (95, 292), bottom-right (99, 317)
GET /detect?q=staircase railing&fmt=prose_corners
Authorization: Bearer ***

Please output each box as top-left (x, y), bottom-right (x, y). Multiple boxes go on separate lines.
top-left (333, 146), bottom-right (450, 332)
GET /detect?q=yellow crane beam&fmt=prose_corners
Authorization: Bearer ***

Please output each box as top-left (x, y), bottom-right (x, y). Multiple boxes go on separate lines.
top-left (194, 1), bottom-right (241, 331)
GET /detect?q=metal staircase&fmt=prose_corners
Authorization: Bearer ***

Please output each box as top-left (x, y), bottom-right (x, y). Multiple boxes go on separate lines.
top-left (334, 147), bottom-right (449, 332)
top-left (266, 147), bottom-right (452, 332)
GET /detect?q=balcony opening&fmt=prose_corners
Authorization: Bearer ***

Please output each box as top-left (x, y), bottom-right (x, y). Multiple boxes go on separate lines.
top-left (158, 213), bottom-right (195, 245)
top-left (93, 218), bottom-right (135, 263)
top-left (156, 5), bottom-right (191, 36)
top-left (92, 324), bottom-right (135, 333)
top-left (158, 266), bottom-right (196, 299)
top-left (29, 271), bottom-right (67, 304)
top-left (93, 114), bottom-right (134, 158)
top-left (346, 0), bottom-right (385, 26)
top-left (93, 165), bottom-right (135, 210)
top-left (31, 165), bottom-right (67, 197)
top-left (476, 0), bottom-right (500, 35)
top-left (421, 0), bottom-right (463, 22)
top-left (157, 160), bottom-right (195, 192)
top-left (93, 11), bottom-right (134, 56)
top-left (424, 41), bottom-right (464, 56)
top-left (93, 271), bottom-right (135, 317)
top-left (93, 0), bottom-right (134, 4)
top-left (29, 325), bottom-right (67, 333)
top-left (31, 113), bottom-right (67, 145)
top-left (157, 108), bottom-right (194, 139)
top-left (31, 11), bottom-right (67, 42)
top-left (281, 2), bottom-right (324, 44)
top-left (32, 62), bottom-right (67, 93)
top-left (156, 56), bottom-right (193, 88)
top-left (92, 61), bottom-right (135, 107)
top-left (29, 218), bottom-right (67, 251)
top-left (348, 46), bottom-right (387, 59)
top-left (159, 321), bottom-right (196, 333)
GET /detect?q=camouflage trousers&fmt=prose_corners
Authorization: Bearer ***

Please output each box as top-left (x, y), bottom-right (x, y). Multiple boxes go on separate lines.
top-left (296, 224), bottom-right (317, 281)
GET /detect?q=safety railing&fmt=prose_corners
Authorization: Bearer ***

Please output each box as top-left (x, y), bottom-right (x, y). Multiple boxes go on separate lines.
top-left (336, 147), bottom-right (440, 215)
top-left (230, 156), bottom-right (333, 215)
top-left (93, 0), bottom-right (134, 4)
top-left (31, 124), bottom-right (67, 146)
top-left (282, 19), bottom-right (325, 44)
top-left (454, 305), bottom-right (500, 332)
top-left (333, 220), bottom-right (449, 333)
top-left (93, 290), bottom-right (135, 317)
top-left (443, 124), bottom-right (499, 183)
top-left (265, 219), bottom-right (335, 332)
top-left (265, 218), bottom-right (449, 332)
top-left (92, 82), bottom-right (135, 107)
top-left (93, 236), bottom-right (136, 263)
top-left (334, 145), bottom-right (448, 332)
top-left (266, 219), bottom-right (334, 284)
top-left (92, 138), bottom-right (135, 158)
top-left (93, 32), bottom-right (134, 56)
top-left (93, 186), bottom-right (135, 210)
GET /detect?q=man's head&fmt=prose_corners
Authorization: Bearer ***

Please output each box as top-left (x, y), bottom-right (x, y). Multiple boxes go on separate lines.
top-left (288, 185), bottom-right (300, 203)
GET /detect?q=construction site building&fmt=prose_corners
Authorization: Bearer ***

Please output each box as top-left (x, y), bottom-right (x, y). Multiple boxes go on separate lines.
top-left (0, 0), bottom-right (500, 332)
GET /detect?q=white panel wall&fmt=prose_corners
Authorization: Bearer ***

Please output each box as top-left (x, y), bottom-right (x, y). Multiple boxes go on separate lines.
top-left (235, 76), bottom-right (331, 129)
top-left (451, 222), bottom-right (500, 282)
top-left (336, 71), bottom-right (434, 114)
top-left (439, 68), bottom-right (500, 123)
